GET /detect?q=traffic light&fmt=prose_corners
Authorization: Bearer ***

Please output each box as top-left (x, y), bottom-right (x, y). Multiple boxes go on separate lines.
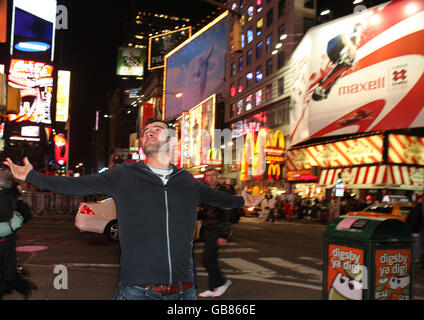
top-left (230, 21), bottom-right (242, 54)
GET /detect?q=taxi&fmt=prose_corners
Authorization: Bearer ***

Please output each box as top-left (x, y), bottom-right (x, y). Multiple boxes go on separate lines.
top-left (345, 202), bottom-right (413, 222)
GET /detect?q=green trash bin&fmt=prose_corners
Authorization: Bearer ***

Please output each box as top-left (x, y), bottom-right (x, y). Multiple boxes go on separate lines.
top-left (323, 216), bottom-right (415, 300)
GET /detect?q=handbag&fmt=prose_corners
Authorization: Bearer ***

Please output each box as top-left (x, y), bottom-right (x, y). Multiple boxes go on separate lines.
top-left (0, 212), bottom-right (24, 238)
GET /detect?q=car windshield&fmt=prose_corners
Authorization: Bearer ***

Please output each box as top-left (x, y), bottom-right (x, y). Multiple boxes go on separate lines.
top-left (364, 205), bottom-right (393, 214)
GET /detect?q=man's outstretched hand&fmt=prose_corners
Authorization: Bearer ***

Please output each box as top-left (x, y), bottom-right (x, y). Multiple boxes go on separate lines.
top-left (241, 187), bottom-right (264, 207)
top-left (3, 157), bottom-right (33, 182)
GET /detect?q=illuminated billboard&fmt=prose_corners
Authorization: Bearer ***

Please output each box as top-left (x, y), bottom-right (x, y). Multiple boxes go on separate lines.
top-left (116, 47), bottom-right (146, 77)
top-left (148, 27), bottom-right (192, 70)
top-left (56, 70), bottom-right (70, 122)
top-left (0, 0), bottom-right (6, 43)
top-left (287, 135), bottom-right (384, 170)
top-left (180, 94), bottom-right (216, 167)
top-left (11, 0), bottom-right (57, 61)
top-left (290, 0), bottom-right (424, 146)
top-left (164, 11), bottom-right (228, 121)
top-left (8, 59), bottom-right (54, 124)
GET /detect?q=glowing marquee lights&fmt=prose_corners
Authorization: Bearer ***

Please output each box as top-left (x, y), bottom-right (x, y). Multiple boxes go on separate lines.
top-left (7, 59), bottom-right (54, 124)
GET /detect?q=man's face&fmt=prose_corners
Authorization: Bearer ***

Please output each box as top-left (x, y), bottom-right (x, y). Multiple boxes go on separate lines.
top-left (141, 122), bottom-right (170, 156)
top-left (204, 170), bottom-right (218, 187)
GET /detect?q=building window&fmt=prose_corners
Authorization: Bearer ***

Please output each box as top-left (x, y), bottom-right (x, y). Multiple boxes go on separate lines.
top-left (240, 14), bottom-right (245, 26)
top-left (256, 66), bottom-right (263, 82)
top-left (266, 8), bottom-right (273, 27)
top-left (266, 58), bottom-right (273, 76)
top-left (248, 6), bottom-right (254, 21)
top-left (266, 33), bottom-right (273, 52)
top-left (231, 102), bottom-right (237, 117)
top-left (278, 24), bottom-right (285, 40)
top-left (236, 99), bottom-right (243, 115)
top-left (247, 49), bottom-right (253, 65)
top-left (241, 34), bottom-right (245, 48)
top-left (247, 27), bottom-right (254, 44)
top-left (256, 41), bottom-right (263, 59)
top-left (257, 0), bottom-right (263, 12)
top-left (246, 72), bottom-right (253, 88)
top-left (304, 0), bottom-right (314, 9)
top-left (230, 83), bottom-right (236, 97)
top-left (265, 83), bottom-right (272, 101)
top-left (238, 56), bottom-right (244, 72)
top-left (277, 51), bottom-right (285, 69)
top-left (238, 78), bottom-right (244, 93)
top-left (278, 0), bottom-right (286, 17)
top-left (278, 77), bottom-right (284, 95)
top-left (256, 18), bottom-right (263, 36)
top-left (231, 2), bottom-right (238, 10)
top-left (246, 94), bottom-right (253, 111)
top-left (255, 89), bottom-right (263, 106)
top-left (231, 61), bottom-right (236, 76)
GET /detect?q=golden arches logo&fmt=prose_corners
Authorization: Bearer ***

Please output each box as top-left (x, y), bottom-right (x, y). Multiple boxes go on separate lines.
top-left (268, 163), bottom-right (281, 180)
top-left (206, 148), bottom-right (222, 164)
top-left (240, 128), bottom-right (284, 181)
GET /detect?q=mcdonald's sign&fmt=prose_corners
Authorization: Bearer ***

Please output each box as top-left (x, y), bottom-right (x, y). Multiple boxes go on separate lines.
top-left (206, 148), bottom-right (222, 165)
top-left (240, 128), bottom-right (286, 181)
top-left (267, 163), bottom-right (282, 181)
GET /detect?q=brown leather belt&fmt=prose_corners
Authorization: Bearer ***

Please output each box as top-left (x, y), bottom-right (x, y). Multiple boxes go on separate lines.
top-left (142, 282), bottom-right (193, 296)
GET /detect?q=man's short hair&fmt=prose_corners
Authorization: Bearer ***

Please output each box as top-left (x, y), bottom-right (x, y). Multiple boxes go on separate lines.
top-left (144, 118), bottom-right (171, 128)
top-left (204, 166), bottom-right (218, 174)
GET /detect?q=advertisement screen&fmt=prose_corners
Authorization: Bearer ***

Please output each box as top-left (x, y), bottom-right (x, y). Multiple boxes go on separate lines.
top-left (116, 47), bottom-right (146, 77)
top-left (149, 27), bottom-right (192, 70)
top-left (0, 0), bottom-right (6, 43)
top-left (290, 0), bottom-right (424, 146)
top-left (8, 59), bottom-right (54, 124)
top-left (11, 0), bottom-right (57, 60)
top-left (164, 11), bottom-right (228, 121)
top-left (56, 70), bottom-right (70, 122)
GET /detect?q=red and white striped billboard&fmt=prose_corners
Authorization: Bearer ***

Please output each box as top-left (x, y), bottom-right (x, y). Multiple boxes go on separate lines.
top-left (290, 0), bottom-right (424, 146)
top-left (319, 165), bottom-right (424, 190)
top-left (388, 134), bottom-right (424, 165)
top-left (287, 135), bottom-right (383, 170)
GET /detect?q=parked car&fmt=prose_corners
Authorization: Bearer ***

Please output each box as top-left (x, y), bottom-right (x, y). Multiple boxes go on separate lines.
top-left (75, 198), bottom-right (118, 241)
top-left (345, 202), bottom-right (413, 222)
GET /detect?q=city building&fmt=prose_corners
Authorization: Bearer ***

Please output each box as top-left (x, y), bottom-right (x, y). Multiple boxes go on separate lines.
top-left (223, 0), bottom-right (317, 194)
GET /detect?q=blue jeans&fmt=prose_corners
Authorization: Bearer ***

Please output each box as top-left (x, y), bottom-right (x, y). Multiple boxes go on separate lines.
top-left (113, 283), bottom-right (197, 300)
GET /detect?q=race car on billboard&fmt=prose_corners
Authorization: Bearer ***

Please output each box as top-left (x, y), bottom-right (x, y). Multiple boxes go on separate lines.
top-left (312, 23), bottom-right (363, 101)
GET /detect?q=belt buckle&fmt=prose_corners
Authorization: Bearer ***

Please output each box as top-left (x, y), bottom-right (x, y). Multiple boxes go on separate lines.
top-left (160, 284), bottom-right (172, 296)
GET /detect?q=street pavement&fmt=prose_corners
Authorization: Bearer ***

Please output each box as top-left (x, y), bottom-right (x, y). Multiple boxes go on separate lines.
top-left (3, 214), bottom-right (424, 301)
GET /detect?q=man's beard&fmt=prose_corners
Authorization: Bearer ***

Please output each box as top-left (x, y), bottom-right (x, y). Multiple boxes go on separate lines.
top-left (143, 138), bottom-right (171, 158)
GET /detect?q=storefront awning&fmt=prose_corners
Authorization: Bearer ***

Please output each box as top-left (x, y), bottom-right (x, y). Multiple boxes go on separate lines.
top-left (318, 165), bottom-right (424, 190)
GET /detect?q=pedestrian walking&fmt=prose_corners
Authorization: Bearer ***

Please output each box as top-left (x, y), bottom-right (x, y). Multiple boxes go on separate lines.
top-left (284, 200), bottom-right (293, 222)
top-left (266, 195), bottom-right (276, 223)
top-left (197, 167), bottom-right (234, 298)
top-left (3, 119), bottom-right (263, 300)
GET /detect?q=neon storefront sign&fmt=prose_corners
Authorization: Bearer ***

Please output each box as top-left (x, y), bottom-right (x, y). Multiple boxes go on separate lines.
top-left (7, 59), bottom-right (54, 124)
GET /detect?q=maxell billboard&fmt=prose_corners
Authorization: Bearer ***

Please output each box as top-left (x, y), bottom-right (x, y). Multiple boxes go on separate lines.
top-left (289, 0), bottom-right (424, 146)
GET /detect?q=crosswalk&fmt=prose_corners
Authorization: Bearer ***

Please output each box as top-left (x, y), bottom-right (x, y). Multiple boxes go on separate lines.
top-left (194, 242), bottom-right (323, 291)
